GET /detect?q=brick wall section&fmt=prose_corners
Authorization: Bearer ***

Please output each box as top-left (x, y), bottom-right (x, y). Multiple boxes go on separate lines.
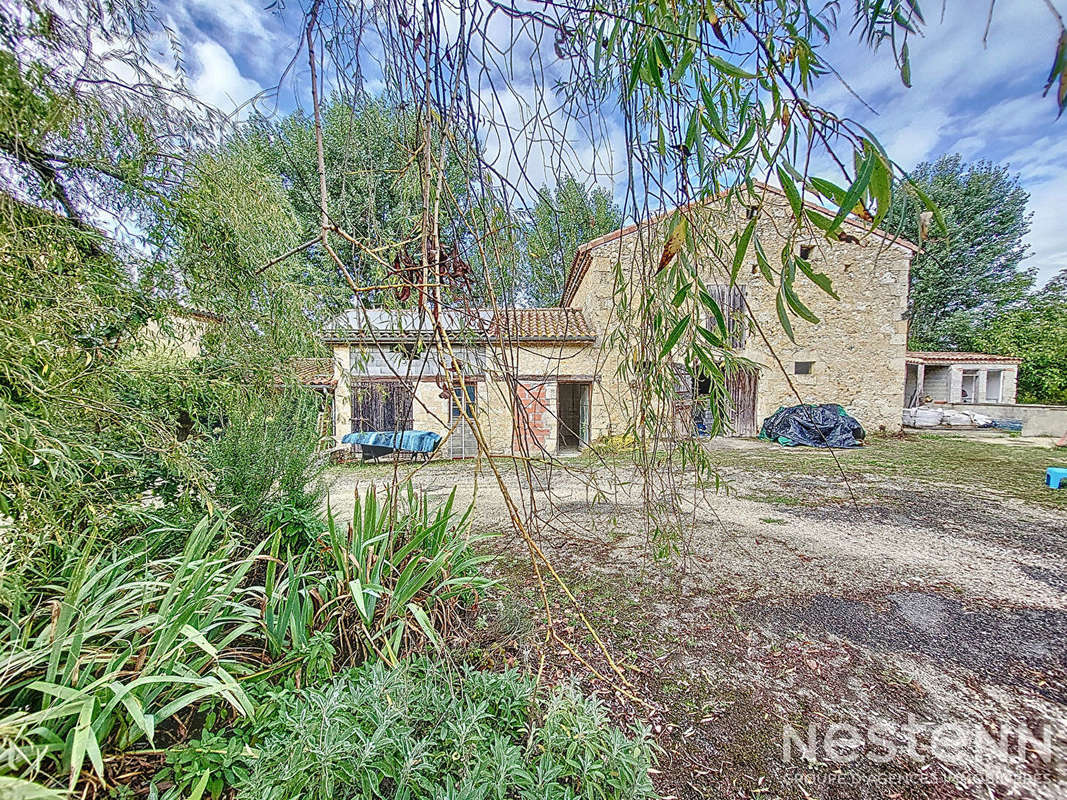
top-left (512, 382), bottom-right (553, 451)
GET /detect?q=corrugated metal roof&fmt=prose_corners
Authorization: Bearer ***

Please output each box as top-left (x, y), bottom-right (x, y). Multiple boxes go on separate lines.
top-left (906, 351), bottom-right (1022, 365)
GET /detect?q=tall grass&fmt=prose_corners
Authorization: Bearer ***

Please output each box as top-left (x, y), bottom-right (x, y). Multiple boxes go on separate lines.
top-left (0, 515), bottom-right (261, 788)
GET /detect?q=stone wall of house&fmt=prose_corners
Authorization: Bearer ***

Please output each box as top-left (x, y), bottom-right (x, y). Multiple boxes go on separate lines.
top-left (479, 343), bottom-right (604, 454)
top-left (567, 194), bottom-right (914, 434)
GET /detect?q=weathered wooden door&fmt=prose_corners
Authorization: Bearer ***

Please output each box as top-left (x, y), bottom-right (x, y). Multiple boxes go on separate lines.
top-left (699, 367), bottom-right (758, 437)
top-left (448, 383), bottom-right (478, 459)
top-left (724, 368), bottom-right (758, 437)
top-left (350, 381), bottom-right (414, 432)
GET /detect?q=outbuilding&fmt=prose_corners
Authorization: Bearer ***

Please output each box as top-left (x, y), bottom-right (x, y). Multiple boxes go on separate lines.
top-left (904, 351), bottom-right (1021, 406)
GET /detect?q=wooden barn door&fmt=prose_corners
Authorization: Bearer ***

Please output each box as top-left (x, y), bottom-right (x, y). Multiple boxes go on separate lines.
top-left (701, 285), bottom-right (756, 437)
top-left (350, 381), bottom-right (414, 432)
top-left (697, 367), bottom-right (758, 437)
top-left (725, 368), bottom-right (758, 437)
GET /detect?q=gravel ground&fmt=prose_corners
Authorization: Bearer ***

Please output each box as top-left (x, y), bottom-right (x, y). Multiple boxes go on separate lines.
top-left (322, 436), bottom-right (1067, 799)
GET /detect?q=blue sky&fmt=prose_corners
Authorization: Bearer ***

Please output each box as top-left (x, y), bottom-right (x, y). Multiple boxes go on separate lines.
top-left (167, 0), bottom-right (1064, 285)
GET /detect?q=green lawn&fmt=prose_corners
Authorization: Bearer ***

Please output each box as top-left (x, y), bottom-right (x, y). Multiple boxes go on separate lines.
top-left (704, 432), bottom-right (1067, 509)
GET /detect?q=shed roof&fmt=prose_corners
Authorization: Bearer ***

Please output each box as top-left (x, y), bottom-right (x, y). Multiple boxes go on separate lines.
top-left (290, 357), bottom-right (336, 388)
top-left (324, 307), bottom-right (595, 344)
top-left (487, 308), bottom-right (595, 341)
top-left (906, 351), bottom-right (1022, 366)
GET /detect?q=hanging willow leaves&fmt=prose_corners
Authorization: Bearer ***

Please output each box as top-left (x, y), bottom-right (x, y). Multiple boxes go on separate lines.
top-left (658, 214), bottom-right (689, 273)
top-left (777, 165), bottom-right (803, 219)
top-left (794, 256), bottom-right (839, 300)
top-left (730, 216), bottom-right (757, 285)
top-left (1044, 29), bottom-right (1067, 117)
top-left (660, 315), bottom-right (691, 357)
top-left (829, 154), bottom-right (876, 232)
top-left (775, 290), bottom-right (795, 342)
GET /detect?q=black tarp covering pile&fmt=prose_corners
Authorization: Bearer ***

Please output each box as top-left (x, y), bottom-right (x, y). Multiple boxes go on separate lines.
top-left (758, 404), bottom-right (866, 448)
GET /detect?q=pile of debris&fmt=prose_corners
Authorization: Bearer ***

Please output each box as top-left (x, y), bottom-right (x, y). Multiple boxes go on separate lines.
top-left (902, 406), bottom-right (1001, 429)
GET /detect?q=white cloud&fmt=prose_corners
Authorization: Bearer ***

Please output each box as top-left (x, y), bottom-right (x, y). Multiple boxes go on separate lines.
top-left (476, 82), bottom-right (625, 203)
top-left (809, 0), bottom-right (1066, 284)
top-left (190, 39), bottom-right (262, 114)
top-left (166, 0), bottom-right (282, 73)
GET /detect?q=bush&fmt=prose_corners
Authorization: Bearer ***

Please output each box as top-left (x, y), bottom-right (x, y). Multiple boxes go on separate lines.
top-left (0, 514), bottom-right (264, 789)
top-left (204, 388), bottom-right (326, 533)
top-left (260, 486), bottom-right (495, 667)
top-left (236, 659), bottom-right (656, 800)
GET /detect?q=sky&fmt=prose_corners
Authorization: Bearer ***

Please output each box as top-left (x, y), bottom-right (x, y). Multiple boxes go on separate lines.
top-left (165, 0), bottom-right (1065, 285)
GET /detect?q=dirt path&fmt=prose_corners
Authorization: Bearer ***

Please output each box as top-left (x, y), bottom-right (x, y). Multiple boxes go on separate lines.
top-left (323, 440), bottom-right (1067, 799)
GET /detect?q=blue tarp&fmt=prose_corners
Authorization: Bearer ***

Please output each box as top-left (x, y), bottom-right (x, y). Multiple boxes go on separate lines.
top-left (341, 430), bottom-right (442, 454)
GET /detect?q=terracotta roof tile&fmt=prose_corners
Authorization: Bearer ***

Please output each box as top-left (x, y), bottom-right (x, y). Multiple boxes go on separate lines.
top-left (325, 307), bottom-right (596, 343)
top-left (906, 351), bottom-right (1021, 365)
top-left (291, 357), bottom-right (336, 387)
top-left (489, 308), bottom-right (595, 341)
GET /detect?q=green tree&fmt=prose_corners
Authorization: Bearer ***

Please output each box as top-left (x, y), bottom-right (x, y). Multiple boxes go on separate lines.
top-left (972, 271), bottom-right (1067, 404)
top-left (146, 136), bottom-right (338, 373)
top-left (523, 176), bottom-right (622, 306)
top-left (888, 155), bottom-right (1034, 349)
top-left (244, 97), bottom-right (483, 296)
top-left (0, 0), bottom-right (326, 554)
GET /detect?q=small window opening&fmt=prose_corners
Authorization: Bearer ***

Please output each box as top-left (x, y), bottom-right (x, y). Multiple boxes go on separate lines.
top-left (451, 384), bottom-right (476, 418)
top-left (799, 244), bottom-right (814, 259)
top-left (695, 372), bottom-right (713, 396)
top-left (794, 361), bottom-right (814, 375)
top-left (745, 204), bottom-right (758, 219)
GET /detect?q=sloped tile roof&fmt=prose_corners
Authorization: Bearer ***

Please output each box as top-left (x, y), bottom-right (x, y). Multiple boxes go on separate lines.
top-left (906, 351), bottom-right (1021, 365)
top-left (488, 308), bottom-right (595, 341)
top-left (324, 307), bottom-right (596, 344)
top-left (291, 357), bottom-right (336, 387)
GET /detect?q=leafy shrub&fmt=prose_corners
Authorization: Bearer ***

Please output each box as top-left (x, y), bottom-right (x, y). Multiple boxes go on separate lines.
top-left (260, 486), bottom-right (495, 667)
top-left (589, 434), bottom-right (637, 455)
top-left (0, 482), bottom-right (494, 794)
top-left (237, 659), bottom-right (656, 800)
top-left (152, 727), bottom-right (255, 800)
top-left (0, 515), bottom-right (262, 789)
top-left (263, 500), bottom-right (327, 553)
top-left (204, 388), bottom-right (326, 532)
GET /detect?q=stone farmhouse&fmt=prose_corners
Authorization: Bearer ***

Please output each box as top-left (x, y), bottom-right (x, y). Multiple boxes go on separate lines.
top-left (323, 183), bottom-right (934, 456)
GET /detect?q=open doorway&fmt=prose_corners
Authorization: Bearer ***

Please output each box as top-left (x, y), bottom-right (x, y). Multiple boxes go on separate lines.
top-left (961, 371), bottom-right (978, 404)
top-left (557, 382), bottom-right (590, 452)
